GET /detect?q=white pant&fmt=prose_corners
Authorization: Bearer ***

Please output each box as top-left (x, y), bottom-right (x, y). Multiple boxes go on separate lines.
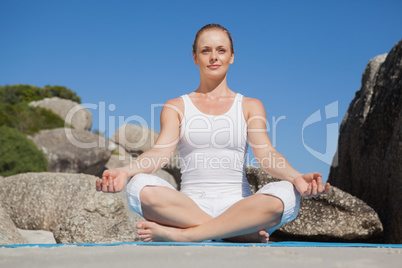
top-left (126, 173), bottom-right (301, 235)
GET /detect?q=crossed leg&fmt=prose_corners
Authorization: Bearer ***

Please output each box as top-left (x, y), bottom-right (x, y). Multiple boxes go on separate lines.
top-left (136, 186), bottom-right (282, 242)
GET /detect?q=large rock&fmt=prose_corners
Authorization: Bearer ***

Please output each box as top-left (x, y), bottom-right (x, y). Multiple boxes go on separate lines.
top-left (106, 154), bottom-right (178, 190)
top-left (328, 40), bottom-right (402, 243)
top-left (0, 204), bottom-right (27, 245)
top-left (273, 187), bottom-right (383, 242)
top-left (54, 212), bottom-right (139, 243)
top-left (30, 97), bottom-right (93, 130)
top-left (32, 128), bottom-right (113, 176)
top-left (111, 124), bottom-right (160, 155)
top-left (246, 165), bottom-right (383, 242)
top-left (0, 173), bottom-right (141, 243)
top-left (111, 124), bottom-right (182, 185)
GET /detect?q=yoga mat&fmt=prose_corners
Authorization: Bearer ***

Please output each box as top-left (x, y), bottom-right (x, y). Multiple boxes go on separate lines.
top-left (1, 241), bottom-right (402, 248)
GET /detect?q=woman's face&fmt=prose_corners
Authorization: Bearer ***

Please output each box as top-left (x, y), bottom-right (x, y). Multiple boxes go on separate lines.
top-left (193, 29), bottom-right (234, 79)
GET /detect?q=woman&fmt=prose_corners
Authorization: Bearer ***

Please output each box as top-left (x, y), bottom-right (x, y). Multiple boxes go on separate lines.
top-left (96, 24), bottom-right (330, 243)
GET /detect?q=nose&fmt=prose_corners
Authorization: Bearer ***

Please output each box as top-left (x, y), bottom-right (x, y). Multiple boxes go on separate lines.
top-left (209, 50), bottom-right (217, 62)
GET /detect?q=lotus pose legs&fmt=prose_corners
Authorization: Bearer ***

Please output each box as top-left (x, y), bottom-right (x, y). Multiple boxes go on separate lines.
top-left (137, 191), bottom-right (281, 242)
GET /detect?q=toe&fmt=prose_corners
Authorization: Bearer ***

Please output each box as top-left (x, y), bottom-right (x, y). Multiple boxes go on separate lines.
top-left (137, 229), bottom-right (150, 235)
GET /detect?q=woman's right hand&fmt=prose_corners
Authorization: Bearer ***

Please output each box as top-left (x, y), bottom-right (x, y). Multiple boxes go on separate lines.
top-left (96, 169), bottom-right (129, 193)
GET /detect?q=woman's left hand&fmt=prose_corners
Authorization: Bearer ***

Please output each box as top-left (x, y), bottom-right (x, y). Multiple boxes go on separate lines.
top-left (293, 172), bottom-right (331, 198)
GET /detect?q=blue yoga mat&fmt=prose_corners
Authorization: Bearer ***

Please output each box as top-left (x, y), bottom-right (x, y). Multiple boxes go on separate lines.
top-left (1, 241), bottom-right (402, 248)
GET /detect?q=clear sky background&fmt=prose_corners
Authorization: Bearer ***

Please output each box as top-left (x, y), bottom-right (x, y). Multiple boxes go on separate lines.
top-left (1, 0), bottom-right (401, 181)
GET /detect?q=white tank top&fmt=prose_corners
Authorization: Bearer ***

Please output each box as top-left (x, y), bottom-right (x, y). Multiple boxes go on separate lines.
top-left (177, 93), bottom-right (252, 197)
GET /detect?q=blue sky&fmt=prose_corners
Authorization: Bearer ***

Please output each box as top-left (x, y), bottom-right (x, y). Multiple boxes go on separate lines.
top-left (1, 0), bottom-right (401, 181)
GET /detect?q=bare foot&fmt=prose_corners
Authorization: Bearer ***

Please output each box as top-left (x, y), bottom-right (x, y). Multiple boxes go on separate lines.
top-left (136, 221), bottom-right (191, 242)
top-left (223, 230), bottom-right (269, 243)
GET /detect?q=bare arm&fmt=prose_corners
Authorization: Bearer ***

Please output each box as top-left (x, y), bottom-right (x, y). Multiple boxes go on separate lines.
top-left (246, 98), bottom-right (330, 197)
top-left (96, 98), bottom-right (182, 193)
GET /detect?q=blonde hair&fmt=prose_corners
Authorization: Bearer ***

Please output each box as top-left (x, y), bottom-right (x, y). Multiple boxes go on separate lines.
top-left (192, 24), bottom-right (234, 54)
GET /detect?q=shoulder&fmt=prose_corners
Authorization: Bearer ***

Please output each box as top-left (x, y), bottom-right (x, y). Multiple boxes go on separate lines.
top-left (242, 96), bottom-right (267, 122)
top-left (161, 96), bottom-right (184, 123)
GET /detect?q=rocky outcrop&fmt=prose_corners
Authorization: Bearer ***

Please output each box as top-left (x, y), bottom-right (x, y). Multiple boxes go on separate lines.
top-left (29, 97), bottom-right (92, 130)
top-left (105, 154), bottom-right (132, 170)
top-left (32, 128), bottom-right (113, 176)
top-left (54, 212), bottom-right (139, 243)
top-left (328, 40), bottom-right (402, 243)
top-left (273, 187), bottom-right (383, 242)
top-left (106, 154), bottom-right (178, 189)
top-left (0, 204), bottom-right (27, 245)
top-left (0, 173), bottom-right (141, 243)
top-left (150, 169), bottom-right (178, 189)
top-left (246, 165), bottom-right (280, 193)
top-left (110, 124), bottom-right (182, 186)
top-left (246, 166), bottom-right (383, 242)
top-left (111, 124), bottom-right (160, 155)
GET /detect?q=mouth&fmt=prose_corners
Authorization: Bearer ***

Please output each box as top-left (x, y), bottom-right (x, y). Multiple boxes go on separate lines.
top-left (207, 64), bottom-right (221, 69)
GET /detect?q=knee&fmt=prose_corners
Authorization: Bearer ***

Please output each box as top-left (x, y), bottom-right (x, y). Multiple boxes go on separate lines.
top-left (271, 197), bottom-right (284, 217)
top-left (264, 195), bottom-right (284, 221)
top-left (139, 186), bottom-right (160, 207)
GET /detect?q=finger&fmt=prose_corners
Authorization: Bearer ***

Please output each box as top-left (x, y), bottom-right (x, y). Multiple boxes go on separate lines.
top-left (102, 169), bottom-right (110, 179)
top-left (316, 176), bottom-right (323, 192)
top-left (311, 180), bottom-right (318, 196)
top-left (108, 176), bottom-right (114, 192)
top-left (96, 179), bottom-right (101, 191)
top-left (304, 183), bottom-right (312, 197)
top-left (324, 182), bottom-right (331, 194)
top-left (102, 177), bottom-right (108, 193)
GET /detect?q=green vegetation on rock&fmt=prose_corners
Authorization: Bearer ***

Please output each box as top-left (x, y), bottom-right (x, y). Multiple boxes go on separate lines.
top-left (0, 84), bottom-right (80, 134)
top-left (0, 102), bottom-right (66, 134)
top-left (0, 126), bottom-right (48, 177)
top-left (0, 84), bottom-right (81, 104)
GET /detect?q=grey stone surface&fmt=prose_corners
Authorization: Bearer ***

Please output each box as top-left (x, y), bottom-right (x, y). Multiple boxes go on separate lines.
top-left (32, 128), bottom-right (113, 176)
top-left (54, 212), bottom-right (138, 243)
top-left (0, 203), bottom-right (27, 245)
top-left (105, 154), bottom-right (132, 170)
top-left (111, 124), bottom-right (160, 155)
top-left (246, 165), bottom-right (280, 194)
top-left (245, 165), bottom-right (383, 242)
top-left (274, 187), bottom-right (383, 242)
top-left (328, 40), bottom-right (402, 243)
top-left (105, 155), bottom-right (178, 189)
top-left (151, 169), bottom-right (178, 189)
top-left (110, 123), bottom-right (182, 185)
top-left (0, 173), bottom-right (140, 243)
top-left (17, 229), bottom-right (56, 244)
top-left (29, 97), bottom-right (93, 130)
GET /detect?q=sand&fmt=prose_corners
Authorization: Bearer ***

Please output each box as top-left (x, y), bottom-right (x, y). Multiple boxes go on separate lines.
top-left (5, 226), bottom-right (400, 268)
top-left (1, 244), bottom-right (401, 268)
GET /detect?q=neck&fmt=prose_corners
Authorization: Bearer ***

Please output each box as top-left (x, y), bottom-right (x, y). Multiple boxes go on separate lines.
top-left (196, 74), bottom-right (231, 96)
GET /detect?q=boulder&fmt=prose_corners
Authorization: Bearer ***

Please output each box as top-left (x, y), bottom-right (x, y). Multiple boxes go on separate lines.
top-left (0, 204), bottom-right (27, 245)
top-left (32, 128), bottom-right (113, 176)
top-left (111, 124), bottom-right (182, 185)
top-left (328, 40), bottom-right (402, 243)
top-left (246, 165), bottom-right (383, 242)
top-left (105, 154), bottom-right (132, 170)
top-left (17, 229), bottom-right (56, 244)
top-left (151, 169), bottom-right (178, 189)
top-left (273, 187), bottom-right (383, 242)
top-left (54, 212), bottom-right (139, 244)
top-left (29, 97), bottom-right (92, 130)
top-left (0, 173), bottom-right (141, 243)
top-left (111, 124), bottom-right (160, 155)
top-left (246, 165), bottom-right (280, 194)
top-left (106, 154), bottom-right (178, 190)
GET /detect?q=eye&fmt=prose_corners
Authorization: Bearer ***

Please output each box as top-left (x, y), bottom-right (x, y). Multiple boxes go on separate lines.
top-left (218, 49), bottom-right (226, 53)
top-left (201, 49), bottom-right (209, 54)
